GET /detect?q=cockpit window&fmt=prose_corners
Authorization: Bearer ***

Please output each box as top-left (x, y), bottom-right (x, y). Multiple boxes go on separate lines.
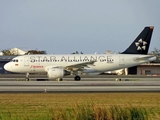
top-left (11, 59), bottom-right (18, 62)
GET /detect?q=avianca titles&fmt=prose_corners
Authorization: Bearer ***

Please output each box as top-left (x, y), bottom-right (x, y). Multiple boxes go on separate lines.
top-left (4, 26), bottom-right (157, 81)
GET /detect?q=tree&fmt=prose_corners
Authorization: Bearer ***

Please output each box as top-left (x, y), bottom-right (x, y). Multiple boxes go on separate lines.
top-left (148, 48), bottom-right (160, 63)
top-left (1, 49), bottom-right (15, 56)
top-left (72, 51), bottom-right (83, 54)
top-left (149, 48), bottom-right (160, 56)
top-left (25, 50), bottom-right (46, 55)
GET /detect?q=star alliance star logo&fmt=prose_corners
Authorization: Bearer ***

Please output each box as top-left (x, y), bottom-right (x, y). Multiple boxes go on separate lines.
top-left (135, 39), bottom-right (147, 51)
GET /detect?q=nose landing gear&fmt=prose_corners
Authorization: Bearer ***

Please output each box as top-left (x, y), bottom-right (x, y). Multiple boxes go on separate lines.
top-left (25, 73), bottom-right (30, 81)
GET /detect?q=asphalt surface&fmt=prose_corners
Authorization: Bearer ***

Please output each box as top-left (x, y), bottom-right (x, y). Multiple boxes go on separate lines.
top-left (0, 74), bottom-right (160, 81)
top-left (0, 80), bottom-right (160, 93)
top-left (0, 74), bottom-right (159, 93)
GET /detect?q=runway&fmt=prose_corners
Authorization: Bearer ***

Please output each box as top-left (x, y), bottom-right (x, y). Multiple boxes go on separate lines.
top-left (0, 74), bottom-right (160, 81)
top-left (0, 81), bottom-right (160, 93)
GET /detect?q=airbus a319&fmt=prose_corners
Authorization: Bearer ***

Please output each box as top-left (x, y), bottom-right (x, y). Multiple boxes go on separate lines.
top-left (4, 26), bottom-right (156, 81)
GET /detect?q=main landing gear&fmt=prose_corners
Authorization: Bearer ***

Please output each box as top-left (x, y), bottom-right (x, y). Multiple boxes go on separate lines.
top-left (74, 76), bottom-right (81, 81)
top-left (56, 78), bottom-right (63, 81)
top-left (56, 76), bottom-right (81, 81)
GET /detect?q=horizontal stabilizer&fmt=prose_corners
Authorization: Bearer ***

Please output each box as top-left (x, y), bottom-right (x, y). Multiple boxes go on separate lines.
top-left (134, 56), bottom-right (157, 62)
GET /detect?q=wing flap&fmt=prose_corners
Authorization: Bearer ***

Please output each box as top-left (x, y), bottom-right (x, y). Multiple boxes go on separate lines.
top-left (66, 61), bottom-right (95, 71)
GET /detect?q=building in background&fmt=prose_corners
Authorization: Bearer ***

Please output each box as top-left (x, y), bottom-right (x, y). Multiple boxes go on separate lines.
top-left (10, 48), bottom-right (27, 55)
top-left (128, 56), bottom-right (160, 76)
top-left (0, 52), bottom-right (4, 56)
top-left (137, 63), bottom-right (160, 75)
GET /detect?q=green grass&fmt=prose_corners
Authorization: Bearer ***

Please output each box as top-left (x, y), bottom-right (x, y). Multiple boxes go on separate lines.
top-left (49, 104), bottom-right (149, 120)
top-left (0, 103), bottom-right (149, 120)
top-left (0, 93), bottom-right (159, 120)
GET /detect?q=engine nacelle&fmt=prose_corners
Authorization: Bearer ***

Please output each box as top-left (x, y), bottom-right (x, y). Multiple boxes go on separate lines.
top-left (47, 68), bottom-right (69, 79)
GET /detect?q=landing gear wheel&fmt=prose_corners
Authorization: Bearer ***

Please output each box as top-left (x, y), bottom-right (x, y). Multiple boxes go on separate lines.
top-left (74, 76), bottom-right (81, 81)
top-left (57, 78), bottom-right (63, 81)
top-left (25, 78), bottom-right (30, 81)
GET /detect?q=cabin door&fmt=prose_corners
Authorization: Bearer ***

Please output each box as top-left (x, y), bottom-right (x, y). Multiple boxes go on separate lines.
top-left (24, 56), bottom-right (29, 66)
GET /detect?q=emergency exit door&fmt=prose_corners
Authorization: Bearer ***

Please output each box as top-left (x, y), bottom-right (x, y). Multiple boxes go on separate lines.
top-left (119, 56), bottom-right (125, 66)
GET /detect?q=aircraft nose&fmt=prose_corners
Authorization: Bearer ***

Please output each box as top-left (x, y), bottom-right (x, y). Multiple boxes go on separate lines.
top-left (4, 63), bottom-right (11, 72)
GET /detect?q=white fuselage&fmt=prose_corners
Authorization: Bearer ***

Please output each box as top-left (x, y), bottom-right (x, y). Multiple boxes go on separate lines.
top-left (4, 54), bottom-right (156, 74)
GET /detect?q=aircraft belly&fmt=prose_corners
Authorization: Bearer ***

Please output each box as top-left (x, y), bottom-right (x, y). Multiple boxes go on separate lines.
top-left (89, 62), bottom-right (119, 72)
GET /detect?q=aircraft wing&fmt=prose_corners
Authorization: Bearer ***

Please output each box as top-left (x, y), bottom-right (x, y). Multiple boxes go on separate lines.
top-left (44, 61), bottom-right (96, 72)
top-left (65, 61), bottom-right (95, 71)
top-left (134, 56), bottom-right (156, 62)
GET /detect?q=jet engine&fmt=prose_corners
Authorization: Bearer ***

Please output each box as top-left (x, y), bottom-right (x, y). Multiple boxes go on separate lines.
top-left (47, 68), bottom-right (70, 79)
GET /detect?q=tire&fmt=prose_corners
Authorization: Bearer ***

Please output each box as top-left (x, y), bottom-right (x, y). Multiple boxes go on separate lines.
top-left (74, 76), bottom-right (81, 81)
top-left (57, 78), bottom-right (63, 81)
top-left (25, 78), bottom-right (29, 81)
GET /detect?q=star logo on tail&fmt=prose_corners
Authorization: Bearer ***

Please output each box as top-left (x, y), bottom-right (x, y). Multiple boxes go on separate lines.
top-left (135, 39), bottom-right (147, 51)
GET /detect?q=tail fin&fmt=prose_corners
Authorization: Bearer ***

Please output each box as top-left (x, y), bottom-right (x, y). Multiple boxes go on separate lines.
top-left (121, 26), bottom-right (154, 54)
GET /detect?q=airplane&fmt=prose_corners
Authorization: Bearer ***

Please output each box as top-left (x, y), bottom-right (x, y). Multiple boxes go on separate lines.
top-left (4, 26), bottom-right (157, 81)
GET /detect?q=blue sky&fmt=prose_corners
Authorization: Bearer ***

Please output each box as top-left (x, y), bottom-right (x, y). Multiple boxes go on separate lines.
top-left (0, 0), bottom-right (159, 54)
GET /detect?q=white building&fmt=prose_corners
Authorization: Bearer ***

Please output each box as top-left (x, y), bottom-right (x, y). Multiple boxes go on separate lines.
top-left (10, 48), bottom-right (27, 55)
top-left (0, 52), bottom-right (4, 56)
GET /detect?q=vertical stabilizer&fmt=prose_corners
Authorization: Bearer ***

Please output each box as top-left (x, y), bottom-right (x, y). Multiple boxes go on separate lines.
top-left (122, 26), bottom-right (154, 54)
